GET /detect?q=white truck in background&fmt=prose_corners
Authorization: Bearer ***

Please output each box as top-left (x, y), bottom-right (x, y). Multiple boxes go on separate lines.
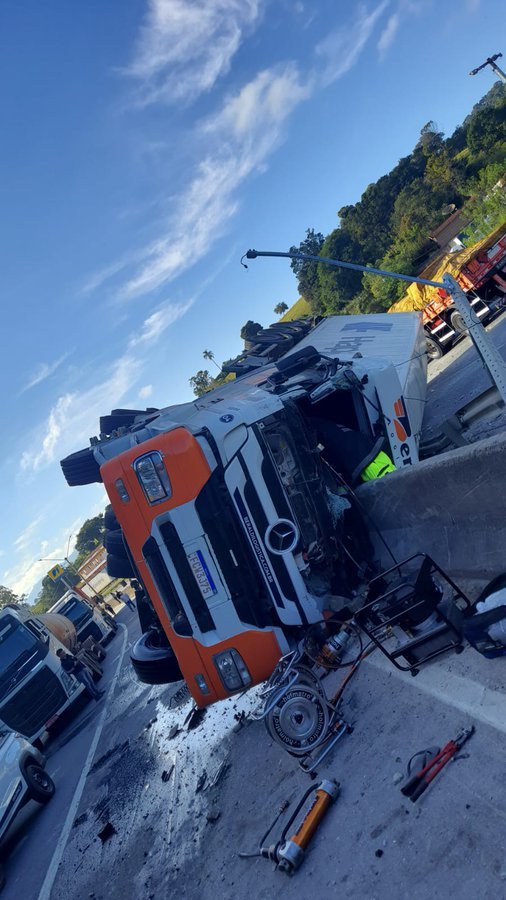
top-left (0, 606), bottom-right (84, 743)
top-left (61, 312), bottom-right (427, 708)
top-left (48, 590), bottom-right (115, 645)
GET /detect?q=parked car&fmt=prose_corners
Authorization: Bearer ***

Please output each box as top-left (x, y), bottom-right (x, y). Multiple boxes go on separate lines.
top-left (0, 729), bottom-right (55, 890)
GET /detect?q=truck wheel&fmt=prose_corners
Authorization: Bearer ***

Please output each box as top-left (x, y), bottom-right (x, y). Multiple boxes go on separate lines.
top-left (425, 336), bottom-right (443, 361)
top-left (60, 447), bottom-right (102, 486)
top-left (450, 311), bottom-right (467, 334)
top-left (23, 763), bottom-right (56, 803)
top-left (106, 553), bottom-right (136, 578)
top-left (104, 508), bottom-right (119, 531)
top-left (130, 630), bottom-right (183, 685)
top-left (105, 529), bottom-right (127, 556)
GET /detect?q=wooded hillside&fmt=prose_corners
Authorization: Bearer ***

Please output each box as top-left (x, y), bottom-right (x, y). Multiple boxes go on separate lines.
top-left (290, 83), bottom-right (506, 315)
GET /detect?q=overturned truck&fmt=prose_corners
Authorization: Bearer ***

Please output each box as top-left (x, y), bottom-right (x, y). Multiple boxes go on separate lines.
top-left (61, 313), bottom-right (427, 706)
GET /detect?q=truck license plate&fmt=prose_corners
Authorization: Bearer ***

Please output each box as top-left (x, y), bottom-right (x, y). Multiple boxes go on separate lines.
top-left (187, 550), bottom-right (217, 599)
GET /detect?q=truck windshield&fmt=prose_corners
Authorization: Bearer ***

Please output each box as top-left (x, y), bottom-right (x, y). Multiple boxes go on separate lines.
top-left (0, 615), bottom-right (47, 702)
top-left (58, 598), bottom-right (92, 630)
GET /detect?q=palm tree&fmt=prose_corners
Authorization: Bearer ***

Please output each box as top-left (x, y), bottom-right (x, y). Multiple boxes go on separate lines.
top-left (203, 349), bottom-right (221, 371)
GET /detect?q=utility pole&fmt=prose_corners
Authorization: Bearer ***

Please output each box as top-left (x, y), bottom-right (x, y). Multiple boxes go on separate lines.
top-left (469, 53), bottom-right (506, 83)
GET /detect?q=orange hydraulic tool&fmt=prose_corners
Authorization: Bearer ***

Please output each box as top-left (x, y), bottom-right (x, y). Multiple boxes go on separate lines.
top-left (239, 779), bottom-right (340, 874)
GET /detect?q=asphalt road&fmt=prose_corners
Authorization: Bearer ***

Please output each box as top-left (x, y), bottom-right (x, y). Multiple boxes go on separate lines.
top-left (0, 609), bottom-right (135, 899)
top-left (422, 311), bottom-right (506, 437)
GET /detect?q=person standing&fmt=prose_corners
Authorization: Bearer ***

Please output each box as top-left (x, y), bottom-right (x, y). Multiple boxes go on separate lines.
top-left (56, 649), bottom-right (105, 701)
top-left (115, 589), bottom-right (135, 611)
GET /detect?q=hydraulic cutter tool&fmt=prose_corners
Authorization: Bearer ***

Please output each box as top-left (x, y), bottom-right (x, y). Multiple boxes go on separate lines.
top-left (239, 779), bottom-right (340, 874)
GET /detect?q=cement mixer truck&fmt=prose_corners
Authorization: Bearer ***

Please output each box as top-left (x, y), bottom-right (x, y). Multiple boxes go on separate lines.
top-left (0, 605), bottom-right (86, 743)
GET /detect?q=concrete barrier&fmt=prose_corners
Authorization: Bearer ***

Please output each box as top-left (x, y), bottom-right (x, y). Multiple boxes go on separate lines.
top-left (356, 430), bottom-right (506, 583)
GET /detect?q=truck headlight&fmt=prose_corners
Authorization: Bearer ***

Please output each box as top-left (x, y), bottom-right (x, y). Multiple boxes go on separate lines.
top-left (213, 649), bottom-right (252, 692)
top-left (133, 452), bottom-right (172, 504)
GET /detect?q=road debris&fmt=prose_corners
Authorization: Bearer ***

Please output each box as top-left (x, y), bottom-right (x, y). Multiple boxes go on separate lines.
top-left (195, 772), bottom-right (207, 793)
top-left (206, 810), bottom-right (221, 824)
top-left (185, 706), bottom-right (207, 731)
top-left (97, 822), bottom-right (117, 843)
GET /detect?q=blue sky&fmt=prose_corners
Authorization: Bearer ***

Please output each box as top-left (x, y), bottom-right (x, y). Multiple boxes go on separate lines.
top-left (1, 0), bottom-right (504, 599)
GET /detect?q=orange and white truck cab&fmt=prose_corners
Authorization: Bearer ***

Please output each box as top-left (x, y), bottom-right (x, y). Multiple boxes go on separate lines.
top-left (61, 313), bottom-right (427, 707)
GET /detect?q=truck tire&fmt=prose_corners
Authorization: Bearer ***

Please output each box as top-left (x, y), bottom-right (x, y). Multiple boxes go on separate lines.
top-left (23, 763), bottom-right (56, 803)
top-left (130, 630), bottom-right (183, 685)
top-left (425, 336), bottom-right (443, 361)
top-left (106, 553), bottom-right (136, 578)
top-left (105, 529), bottom-right (127, 556)
top-left (104, 508), bottom-right (119, 531)
top-left (60, 447), bottom-right (102, 486)
top-left (450, 311), bottom-right (467, 334)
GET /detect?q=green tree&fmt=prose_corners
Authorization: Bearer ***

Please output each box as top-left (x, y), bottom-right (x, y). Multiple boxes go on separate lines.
top-left (466, 99), bottom-right (506, 157)
top-left (416, 121), bottom-right (444, 156)
top-left (189, 370), bottom-right (213, 397)
top-left (274, 302), bottom-right (289, 316)
top-left (203, 349), bottom-right (221, 371)
top-left (75, 515), bottom-right (104, 555)
top-left (0, 585), bottom-right (26, 608)
top-left (462, 162), bottom-right (506, 242)
top-left (317, 228), bottom-right (364, 314)
top-left (424, 147), bottom-right (464, 202)
top-left (288, 229), bottom-right (325, 313)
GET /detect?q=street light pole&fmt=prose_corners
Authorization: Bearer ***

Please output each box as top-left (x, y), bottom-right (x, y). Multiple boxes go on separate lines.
top-left (469, 53), bottom-right (506, 83)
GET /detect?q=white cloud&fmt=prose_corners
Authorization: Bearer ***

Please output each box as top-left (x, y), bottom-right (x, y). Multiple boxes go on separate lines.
top-left (207, 63), bottom-right (313, 138)
top-left (21, 352), bottom-right (70, 393)
top-left (13, 515), bottom-right (45, 553)
top-left (120, 64), bottom-right (312, 300)
top-left (89, 3), bottom-right (389, 302)
top-left (20, 394), bottom-right (75, 473)
top-left (315, 2), bottom-right (389, 85)
top-left (3, 521), bottom-right (82, 599)
top-left (126, 0), bottom-right (263, 106)
top-left (19, 356), bottom-right (141, 475)
top-left (128, 299), bottom-right (194, 345)
top-left (138, 384), bottom-right (153, 399)
top-left (377, 12), bottom-right (400, 58)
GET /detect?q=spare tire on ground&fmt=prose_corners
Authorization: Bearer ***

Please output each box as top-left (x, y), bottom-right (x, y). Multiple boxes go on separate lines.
top-left (130, 630), bottom-right (183, 685)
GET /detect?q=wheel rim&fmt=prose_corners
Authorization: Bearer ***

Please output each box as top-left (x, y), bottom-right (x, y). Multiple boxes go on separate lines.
top-left (426, 340), bottom-right (440, 361)
top-left (268, 687), bottom-right (328, 754)
top-left (28, 766), bottom-right (51, 790)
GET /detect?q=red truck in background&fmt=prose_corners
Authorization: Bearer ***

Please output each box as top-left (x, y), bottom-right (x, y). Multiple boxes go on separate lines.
top-left (390, 225), bottom-right (506, 359)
